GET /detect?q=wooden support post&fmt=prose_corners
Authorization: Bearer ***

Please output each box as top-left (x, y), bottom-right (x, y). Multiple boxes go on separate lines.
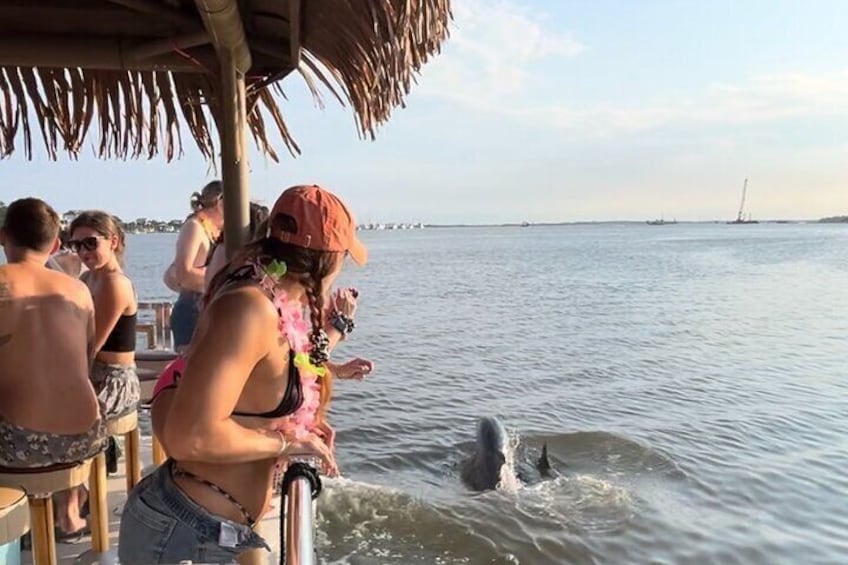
top-left (221, 50), bottom-right (263, 565)
top-left (220, 49), bottom-right (250, 259)
top-left (238, 547), bottom-right (266, 565)
top-left (30, 496), bottom-right (56, 565)
top-left (125, 428), bottom-right (142, 491)
top-left (89, 454), bottom-right (110, 553)
top-left (152, 435), bottom-right (168, 466)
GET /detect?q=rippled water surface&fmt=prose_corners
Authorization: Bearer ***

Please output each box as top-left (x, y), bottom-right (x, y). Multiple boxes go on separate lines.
top-left (125, 223), bottom-right (847, 564)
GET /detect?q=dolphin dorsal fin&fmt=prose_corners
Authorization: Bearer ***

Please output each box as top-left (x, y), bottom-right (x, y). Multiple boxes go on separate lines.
top-left (537, 443), bottom-right (552, 477)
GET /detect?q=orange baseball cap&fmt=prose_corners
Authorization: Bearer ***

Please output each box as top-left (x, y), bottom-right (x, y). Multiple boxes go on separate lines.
top-left (270, 185), bottom-right (367, 265)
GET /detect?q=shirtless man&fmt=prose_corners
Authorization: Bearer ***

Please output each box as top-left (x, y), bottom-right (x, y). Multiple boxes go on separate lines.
top-left (0, 197), bottom-right (107, 534)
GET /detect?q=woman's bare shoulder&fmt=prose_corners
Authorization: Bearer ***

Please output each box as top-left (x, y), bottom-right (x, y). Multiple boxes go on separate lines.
top-left (206, 284), bottom-right (278, 325)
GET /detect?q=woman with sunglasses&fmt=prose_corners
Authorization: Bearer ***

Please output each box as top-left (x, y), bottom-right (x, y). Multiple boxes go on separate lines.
top-left (163, 181), bottom-right (224, 351)
top-left (64, 211), bottom-right (140, 535)
top-left (118, 185), bottom-right (367, 564)
top-left (68, 212), bottom-right (140, 421)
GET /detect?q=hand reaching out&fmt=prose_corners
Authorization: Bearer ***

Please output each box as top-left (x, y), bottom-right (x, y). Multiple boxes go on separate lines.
top-left (332, 357), bottom-right (374, 380)
top-left (331, 287), bottom-right (358, 319)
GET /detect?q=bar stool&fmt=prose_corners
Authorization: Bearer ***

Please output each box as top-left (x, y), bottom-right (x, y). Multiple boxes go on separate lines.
top-left (108, 411), bottom-right (141, 493)
top-left (135, 348), bottom-right (178, 374)
top-left (0, 487), bottom-right (30, 564)
top-left (87, 411), bottom-right (139, 554)
top-left (0, 461), bottom-right (92, 565)
top-left (136, 349), bottom-right (177, 467)
top-left (136, 302), bottom-right (173, 350)
top-left (138, 366), bottom-right (168, 466)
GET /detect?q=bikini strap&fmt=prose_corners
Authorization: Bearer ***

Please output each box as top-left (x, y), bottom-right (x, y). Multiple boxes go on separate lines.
top-left (172, 463), bottom-right (257, 526)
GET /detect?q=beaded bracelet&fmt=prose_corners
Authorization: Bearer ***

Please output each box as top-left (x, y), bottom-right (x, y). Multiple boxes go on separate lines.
top-left (329, 310), bottom-right (356, 337)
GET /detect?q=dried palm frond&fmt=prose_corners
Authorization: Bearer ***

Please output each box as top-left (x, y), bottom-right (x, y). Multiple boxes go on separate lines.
top-left (0, 0), bottom-right (451, 161)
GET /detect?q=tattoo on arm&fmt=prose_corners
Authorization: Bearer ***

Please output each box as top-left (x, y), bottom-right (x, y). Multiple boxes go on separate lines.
top-left (0, 281), bottom-right (11, 306)
top-left (0, 282), bottom-right (11, 347)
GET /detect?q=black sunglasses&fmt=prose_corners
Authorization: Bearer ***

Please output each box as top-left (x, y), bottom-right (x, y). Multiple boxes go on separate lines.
top-left (68, 236), bottom-right (102, 253)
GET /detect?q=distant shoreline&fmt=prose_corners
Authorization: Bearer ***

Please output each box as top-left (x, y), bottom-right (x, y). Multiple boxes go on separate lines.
top-left (416, 218), bottom-right (848, 229)
top-left (119, 217), bottom-right (848, 234)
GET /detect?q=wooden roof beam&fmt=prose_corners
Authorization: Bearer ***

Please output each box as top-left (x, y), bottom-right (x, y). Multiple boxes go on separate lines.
top-left (128, 30), bottom-right (210, 60)
top-left (0, 33), bottom-right (214, 72)
top-left (289, 0), bottom-right (301, 67)
top-left (194, 0), bottom-right (252, 74)
top-left (105, 0), bottom-right (198, 28)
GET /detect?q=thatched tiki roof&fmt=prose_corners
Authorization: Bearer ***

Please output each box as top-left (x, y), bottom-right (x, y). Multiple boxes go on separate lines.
top-left (0, 0), bottom-right (452, 161)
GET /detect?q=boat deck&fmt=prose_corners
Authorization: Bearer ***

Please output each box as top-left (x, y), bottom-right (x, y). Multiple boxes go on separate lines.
top-left (20, 436), bottom-right (284, 564)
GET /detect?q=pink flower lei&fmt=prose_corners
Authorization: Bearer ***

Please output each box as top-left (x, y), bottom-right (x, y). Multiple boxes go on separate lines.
top-left (250, 258), bottom-right (325, 440)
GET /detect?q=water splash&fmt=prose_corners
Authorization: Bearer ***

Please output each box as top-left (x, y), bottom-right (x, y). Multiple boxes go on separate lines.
top-left (495, 427), bottom-right (523, 493)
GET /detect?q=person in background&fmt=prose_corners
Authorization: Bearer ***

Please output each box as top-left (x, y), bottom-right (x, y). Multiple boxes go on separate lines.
top-left (70, 211), bottom-right (140, 422)
top-left (46, 228), bottom-right (85, 277)
top-left (163, 180), bottom-right (224, 351)
top-left (118, 185), bottom-right (367, 563)
top-left (203, 201), bottom-right (270, 288)
top-left (0, 198), bottom-right (107, 537)
top-left (69, 211), bottom-right (141, 494)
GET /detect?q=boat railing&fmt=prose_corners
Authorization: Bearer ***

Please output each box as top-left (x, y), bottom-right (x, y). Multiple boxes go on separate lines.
top-left (281, 462), bottom-right (322, 565)
top-left (136, 301), bottom-right (173, 350)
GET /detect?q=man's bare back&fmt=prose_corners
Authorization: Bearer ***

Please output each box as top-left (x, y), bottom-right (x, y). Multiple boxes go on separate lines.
top-left (0, 263), bottom-right (100, 433)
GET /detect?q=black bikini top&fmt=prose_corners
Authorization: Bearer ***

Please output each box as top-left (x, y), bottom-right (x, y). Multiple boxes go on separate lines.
top-left (206, 263), bottom-right (304, 419)
top-left (101, 312), bottom-right (137, 352)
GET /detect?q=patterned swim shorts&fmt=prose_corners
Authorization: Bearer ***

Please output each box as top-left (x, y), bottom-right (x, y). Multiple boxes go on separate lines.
top-left (0, 417), bottom-right (107, 468)
top-left (90, 360), bottom-right (140, 421)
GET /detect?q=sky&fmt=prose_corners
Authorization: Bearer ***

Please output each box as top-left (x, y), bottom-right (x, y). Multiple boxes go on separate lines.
top-left (2, 0), bottom-right (848, 224)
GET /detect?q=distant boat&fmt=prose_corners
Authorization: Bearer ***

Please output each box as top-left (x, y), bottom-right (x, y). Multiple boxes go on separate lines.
top-left (521, 221), bottom-right (531, 227)
top-left (727, 178), bottom-right (759, 224)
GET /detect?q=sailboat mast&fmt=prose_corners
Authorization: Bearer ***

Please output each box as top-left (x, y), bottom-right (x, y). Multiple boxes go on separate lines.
top-left (736, 178), bottom-right (748, 222)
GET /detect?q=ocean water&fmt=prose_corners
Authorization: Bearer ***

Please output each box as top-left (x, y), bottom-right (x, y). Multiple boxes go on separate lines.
top-left (40, 223), bottom-right (848, 563)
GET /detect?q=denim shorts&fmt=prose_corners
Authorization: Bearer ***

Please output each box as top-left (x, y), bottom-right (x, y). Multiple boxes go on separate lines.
top-left (170, 291), bottom-right (202, 349)
top-left (118, 461), bottom-right (269, 564)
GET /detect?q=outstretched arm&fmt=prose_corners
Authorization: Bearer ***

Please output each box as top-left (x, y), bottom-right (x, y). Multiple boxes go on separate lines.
top-left (327, 358), bottom-right (374, 380)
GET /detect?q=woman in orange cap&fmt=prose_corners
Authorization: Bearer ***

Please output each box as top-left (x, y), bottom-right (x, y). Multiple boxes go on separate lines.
top-left (119, 185), bottom-right (368, 564)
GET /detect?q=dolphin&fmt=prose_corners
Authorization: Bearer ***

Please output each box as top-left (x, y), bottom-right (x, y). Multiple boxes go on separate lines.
top-left (460, 417), bottom-right (554, 491)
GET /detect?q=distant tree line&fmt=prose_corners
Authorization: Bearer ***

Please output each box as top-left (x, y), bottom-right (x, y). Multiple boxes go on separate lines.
top-left (0, 203), bottom-right (182, 234)
top-left (818, 216), bottom-right (848, 223)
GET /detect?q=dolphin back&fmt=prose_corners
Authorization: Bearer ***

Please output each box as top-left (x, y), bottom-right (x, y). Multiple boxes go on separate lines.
top-left (477, 416), bottom-right (508, 454)
top-left (460, 417), bottom-right (510, 491)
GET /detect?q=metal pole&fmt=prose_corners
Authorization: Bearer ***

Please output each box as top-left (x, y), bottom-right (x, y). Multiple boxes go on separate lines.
top-left (219, 49), bottom-right (250, 259)
top-left (285, 476), bottom-right (315, 565)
